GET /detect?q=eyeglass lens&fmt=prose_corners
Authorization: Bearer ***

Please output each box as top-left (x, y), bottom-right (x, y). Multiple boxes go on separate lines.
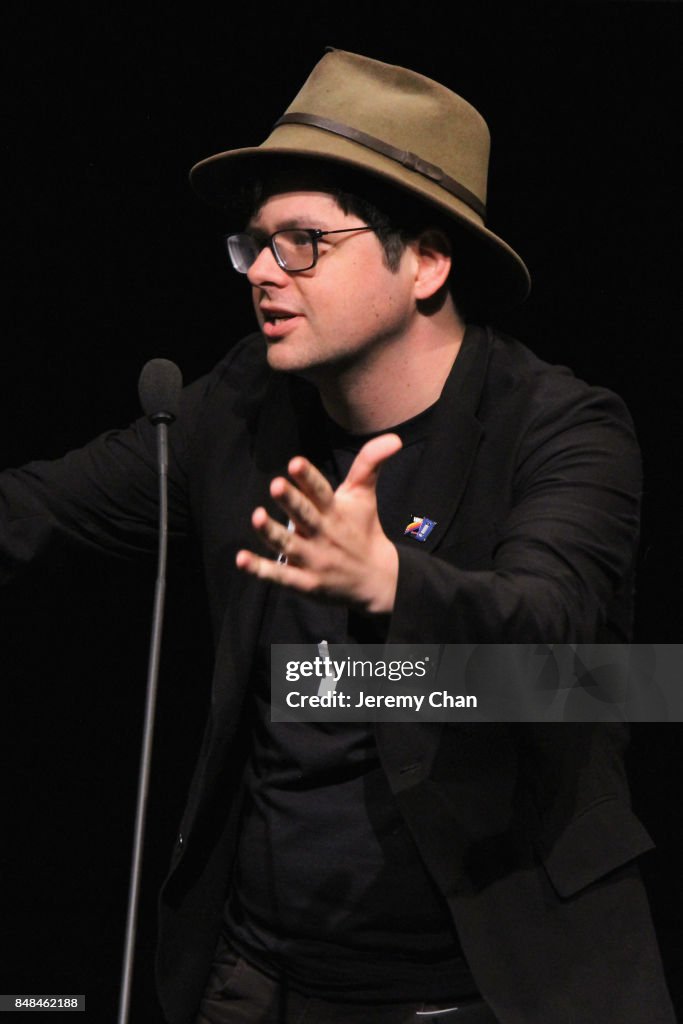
top-left (227, 230), bottom-right (315, 273)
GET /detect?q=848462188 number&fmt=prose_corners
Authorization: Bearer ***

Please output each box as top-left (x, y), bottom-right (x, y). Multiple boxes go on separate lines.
top-left (0, 995), bottom-right (85, 1011)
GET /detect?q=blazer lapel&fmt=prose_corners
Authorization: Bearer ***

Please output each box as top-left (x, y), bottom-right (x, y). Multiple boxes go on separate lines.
top-left (187, 370), bottom-right (320, 828)
top-left (202, 371), bottom-right (310, 701)
top-left (374, 328), bottom-right (492, 808)
top-left (383, 324), bottom-right (490, 554)
top-left (226, 370), bottom-right (316, 654)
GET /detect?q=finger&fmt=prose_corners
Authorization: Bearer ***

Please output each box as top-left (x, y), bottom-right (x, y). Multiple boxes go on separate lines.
top-left (287, 456), bottom-right (335, 510)
top-left (343, 433), bottom-right (403, 489)
top-left (235, 548), bottom-right (316, 592)
top-left (270, 476), bottom-right (321, 536)
top-left (251, 506), bottom-right (301, 561)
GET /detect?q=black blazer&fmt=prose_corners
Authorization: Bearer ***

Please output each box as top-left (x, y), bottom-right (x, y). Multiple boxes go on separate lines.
top-left (0, 326), bottom-right (675, 1022)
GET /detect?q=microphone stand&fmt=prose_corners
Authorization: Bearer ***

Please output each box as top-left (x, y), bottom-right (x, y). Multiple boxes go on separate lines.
top-left (117, 415), bottom-right (171, 1024)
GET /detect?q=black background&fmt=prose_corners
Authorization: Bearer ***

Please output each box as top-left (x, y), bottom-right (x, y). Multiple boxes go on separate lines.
top-left (1, 3), bottom-right (681, 1021)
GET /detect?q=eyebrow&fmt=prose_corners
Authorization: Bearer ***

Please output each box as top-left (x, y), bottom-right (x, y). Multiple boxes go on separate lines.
top-left (245, 216), bottom-right (327, 234)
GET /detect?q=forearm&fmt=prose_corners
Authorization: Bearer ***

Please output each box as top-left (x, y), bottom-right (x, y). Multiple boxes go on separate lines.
top-left (0, 415), bottom-right (194, 583)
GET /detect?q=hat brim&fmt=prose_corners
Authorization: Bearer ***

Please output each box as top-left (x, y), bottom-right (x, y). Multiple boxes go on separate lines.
top-left (190, 126), bottom-right (531, 317)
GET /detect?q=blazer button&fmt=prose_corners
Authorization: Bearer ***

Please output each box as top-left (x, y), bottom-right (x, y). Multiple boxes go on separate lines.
top-left (177, 832), bottom-right (184, 848)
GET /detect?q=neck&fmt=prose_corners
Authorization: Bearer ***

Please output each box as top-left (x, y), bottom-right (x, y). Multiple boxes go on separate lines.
top-left (313, 307), bottom-right (465, 434)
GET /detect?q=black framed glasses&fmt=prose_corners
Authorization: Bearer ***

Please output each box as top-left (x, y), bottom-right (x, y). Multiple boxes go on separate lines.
top-left (225, 226), bottom-right (373, 274)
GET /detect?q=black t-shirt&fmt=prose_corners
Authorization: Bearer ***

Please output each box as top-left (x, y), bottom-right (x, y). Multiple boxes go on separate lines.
top-left (223, 401), bottom-right (479, 1002)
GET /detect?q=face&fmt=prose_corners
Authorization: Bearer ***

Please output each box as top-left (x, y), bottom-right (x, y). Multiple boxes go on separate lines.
top-left (244, 191), bottom-right (419, 379)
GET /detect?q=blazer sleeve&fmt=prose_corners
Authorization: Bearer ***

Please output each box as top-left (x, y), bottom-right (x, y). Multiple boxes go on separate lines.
top-left (0, 374), bottom-right (212, 582)
top-left (388, 375), bottom-right (642, 644)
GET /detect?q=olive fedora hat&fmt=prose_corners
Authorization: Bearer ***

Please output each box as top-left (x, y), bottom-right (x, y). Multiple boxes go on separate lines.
top-left (190, 48), bottom-right (531, 315)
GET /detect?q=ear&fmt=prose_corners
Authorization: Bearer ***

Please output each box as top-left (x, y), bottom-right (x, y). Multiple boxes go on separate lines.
top-left (412, 229), bottom-right (452, 301)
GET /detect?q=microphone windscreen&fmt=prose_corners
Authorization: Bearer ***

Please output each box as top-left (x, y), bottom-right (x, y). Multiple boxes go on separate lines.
top-left (138, 359), bottom-right (183, 422)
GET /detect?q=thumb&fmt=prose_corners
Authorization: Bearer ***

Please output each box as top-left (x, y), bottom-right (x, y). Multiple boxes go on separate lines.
top-left (343, 433), bottom-right (403, 490)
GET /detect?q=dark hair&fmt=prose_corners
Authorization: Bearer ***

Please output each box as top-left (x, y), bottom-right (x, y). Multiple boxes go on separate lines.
top-left (331, 190), bottom-right (412, 271)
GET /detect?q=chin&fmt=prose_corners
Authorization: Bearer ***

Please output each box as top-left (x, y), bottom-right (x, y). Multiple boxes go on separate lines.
top-left (265, 340), bottom-right (324, 377)
top-left (265, 342), bottom-right (301, 373)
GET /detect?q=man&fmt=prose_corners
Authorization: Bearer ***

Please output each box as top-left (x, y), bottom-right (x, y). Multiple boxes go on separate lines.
top-left (0, 49), bottom-right (675, 1023)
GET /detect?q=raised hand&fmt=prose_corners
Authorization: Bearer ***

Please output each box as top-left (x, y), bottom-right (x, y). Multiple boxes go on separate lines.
top-left (235, 433), bottom-right (402, 614)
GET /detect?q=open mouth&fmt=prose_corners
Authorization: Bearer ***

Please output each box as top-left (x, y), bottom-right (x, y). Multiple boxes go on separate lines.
top-left (265, 313), bottom-right (296, 325)
top-left (260, 310), bottom-right (301, 339)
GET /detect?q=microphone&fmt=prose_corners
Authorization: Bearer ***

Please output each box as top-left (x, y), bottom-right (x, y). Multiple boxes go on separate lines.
top-left (118, 358), bottom-right (183, 1024)
top-left (138, 357), bottom-right (183, 424)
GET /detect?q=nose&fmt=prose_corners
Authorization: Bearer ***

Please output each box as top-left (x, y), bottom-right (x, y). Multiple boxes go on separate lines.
top-left (246, 244), bottom-right (289, 288)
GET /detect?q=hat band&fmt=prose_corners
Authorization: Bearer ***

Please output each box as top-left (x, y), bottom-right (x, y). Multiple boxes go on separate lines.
top-left (274, 112), bottom-right (487, 222)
